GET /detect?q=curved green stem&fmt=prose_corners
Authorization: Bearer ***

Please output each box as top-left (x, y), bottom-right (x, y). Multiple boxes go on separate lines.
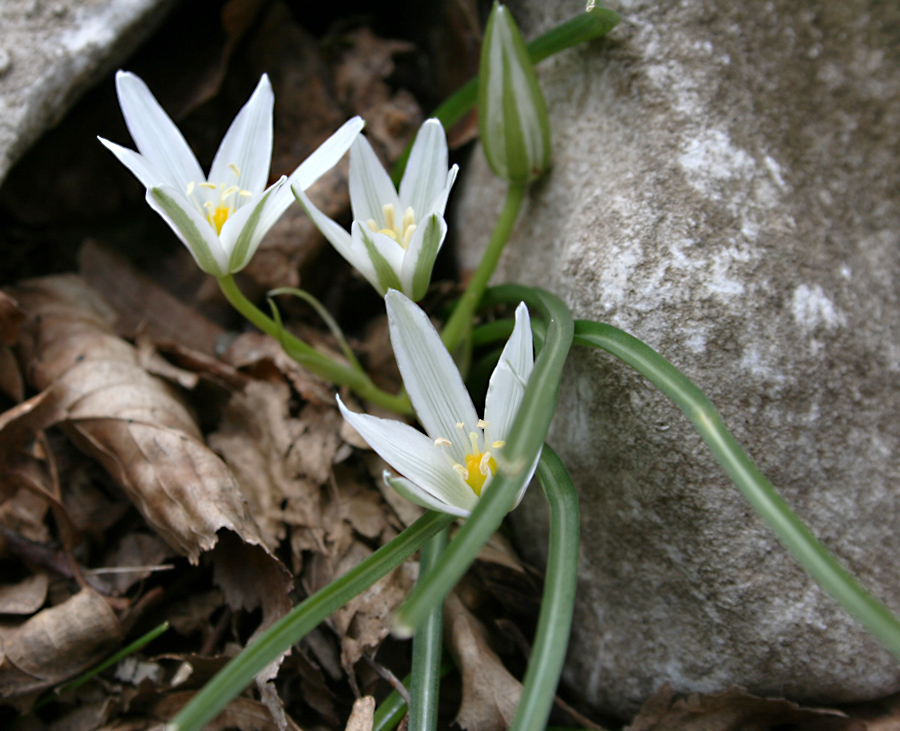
top-left (511, 445), bottom-right (580, 731)
top-left (408, 529), bottom-right (448, 731)
top-left (391, 7), bottom-right (620, 184)
top-left (217, 275), bottom-right (411, 414)
top-left (572, 319), bottom-right (900, 661)
top-left (169, 511), bottom-right (454, 731)
top-left (442, 183), bottom-right (527, 354)
top-left (394, 288), bottom-right (573, 636)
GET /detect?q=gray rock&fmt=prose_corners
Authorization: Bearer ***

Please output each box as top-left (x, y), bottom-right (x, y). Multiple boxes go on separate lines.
top-left (0, 0), bottom-right (179, 187)
top-left (455, 0), bottom-right (900, 719)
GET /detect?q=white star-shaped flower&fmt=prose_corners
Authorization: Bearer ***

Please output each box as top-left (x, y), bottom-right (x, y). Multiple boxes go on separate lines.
top-left (339, 290), bottom-right (537, 517)
top-left (99, 70), bottom-right (363, 276)
top-left (294, 119), bottom-right (458, 300)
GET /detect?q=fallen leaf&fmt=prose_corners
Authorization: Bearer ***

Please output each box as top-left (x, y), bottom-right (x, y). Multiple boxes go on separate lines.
top-left (0, 573), bottom-right (49, 614)
top-left (626, 684), bottom-right (864, 731)
top-left (152, 692), bottom-right (303, 731)
top-left (0, 588), bottom-right (122, 710)
top-left (345, 696), bottom-right (376, 731)
top-left (444, 591), bottom-right (523, 731)
top-left (9, 274), bottom-right (266, 564)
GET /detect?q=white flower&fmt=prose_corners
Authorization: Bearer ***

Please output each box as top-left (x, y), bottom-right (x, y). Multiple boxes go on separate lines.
top-left (294, 119), bottom-right (458, 301)
top-left (339, 290), bottom-right (536, 517)
top-left (99, 70), bottom-right (363, 276)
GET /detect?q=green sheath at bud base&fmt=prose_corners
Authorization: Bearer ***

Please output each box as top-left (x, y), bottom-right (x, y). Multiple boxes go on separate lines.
top-left (478, 2), bottom-right (552, 183)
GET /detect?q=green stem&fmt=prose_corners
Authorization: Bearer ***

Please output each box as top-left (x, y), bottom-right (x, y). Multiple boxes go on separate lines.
top-left (572, 319), bottom-right (900, 661)
top-left (217, 275), bottom-right (411, 414)
top-left (510, 445), bottom-right (580, 731)
top-left (391, 7), bottom-right (620, 184)
top-left (395, 288), bottom-right (573, 636)
top-left (442, 183), bottom-right (527, 354)
top-left (169, 511), bottom-right (455, 731)
top-left (408, 529), bottom-right (448, 731)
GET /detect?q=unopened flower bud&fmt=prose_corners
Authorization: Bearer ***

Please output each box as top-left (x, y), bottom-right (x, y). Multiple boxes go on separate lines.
top-left (478, 2), bottom-right (552, 184)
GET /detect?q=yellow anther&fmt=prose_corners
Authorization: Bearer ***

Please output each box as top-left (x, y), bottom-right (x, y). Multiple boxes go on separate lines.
top-left (199, 182), bottom-right (217, 190)
top-left (382, 203), bottom-right (395, 232)
top-left (223, 185), bottom-right (239, 199)
top-left (401, 224), bottom-right (416, 248)
top-left (228, 163), bottom-right (241, 177)
top-left (462, 450), bottom-right (498, 496)
top-left (239, 189), bottom-right (253, 198)
top-left (186, 181), bottom-right (195, 195)
top-left (434, 437), bottom-right (452, 448)
top-left (453, 464), bottom-right (469, 480)
top-left (402, 206), bottom-right (415, 231)
top-left (492, 440), bottom-right (506, 449)
top-left (456, 422), bottom-right (464, 430)
top-left (477, 420), bottom-right (489, 429)
top-left (367, 219), bottom-right (379, 232)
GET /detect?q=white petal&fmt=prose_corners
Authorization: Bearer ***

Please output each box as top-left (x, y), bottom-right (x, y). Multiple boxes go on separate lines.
top-left (209, 74), bottom-right (273, 195)
top-left (338, 398), bottom-right (477, 510)
top-left (400, 213), bottom-right (446, 301)
top-left (398, 119), bottom-right (449, 219)
top-left (349, 135), bottom-right (400, 225)
top-left (484, 303), bottom-right (534, 441)
top-left (218, 177), bottom-right (287, 272)
top-left (385, 474), bottom-right (473, 518)
top-left (509, 449), bottom-right (542, 512)
top-left (350, 222), bottom-right (402, 294)
top-left (385, 291), bottom-right (479, 463)
top-left (146, 185), bottom-right (229, 275)
top-left (289, 116), bottom-right (365, 191)
top-left (98, 137), bottom-right (165, 189)
top-left (115, 71), bottom-right (204, 190)
top-left (427, 165), bottom-right (459, 218)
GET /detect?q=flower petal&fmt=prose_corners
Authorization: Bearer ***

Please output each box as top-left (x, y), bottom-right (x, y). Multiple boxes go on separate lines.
top-left (338, 397), bottom-right (477, 511)
top-left (147, 185), bottom-right (228, 275)
top-left (385, 291), bottom-right (479, 463)
top-left (352, 223), bottom-right (404, 296)
top-left (384, 474), bottom-right (473, 518)
top-left (115, 71), bottom-right (204, 191)
top-left (289, 116), bottom-right (365, 191)
top-left (218, 177), bottom-right (287, 272)
top-left (426, 165), bottom-right (459, 219)
top-left (349, 135), bottom-right (400, 225)
top-left (484, 302), bottom-right (533, 441)
top-left (400, 213), bottom-right (446, 301)
top-left (209, 74), bottom-right (274, 195)
top-left (98, 137), bottom-right (165, 189)
top-left (398, 119), bottom-right (449, 220)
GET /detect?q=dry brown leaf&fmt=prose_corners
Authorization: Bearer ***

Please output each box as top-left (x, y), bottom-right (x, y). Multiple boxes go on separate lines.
top-left (444, 591), bottom-right (523, 731)
top-left (0, 290), bottom-right (27, 401)
top-left (626, 684), bottom-right (864, 731)
top-left (79, 241), bottom-right (225, 356)
top-left (0, 588), bottom-right (122, 710)
top-left (9, 274), bottom-right (266, 564)
top-left (345, 696), bottom-right (376, 731)
top-left (332, 542), bottom-right (416, 673)
top-left (0, 573), bottom-right (49, 614)
top-left (208, 379), bottom-right (343, 559)
top-left (152, 692), bottom-right (303, 731)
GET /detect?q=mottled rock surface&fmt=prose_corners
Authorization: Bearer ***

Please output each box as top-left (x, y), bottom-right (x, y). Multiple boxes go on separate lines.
top-left (455, 0), bottom-right (900, 719)
top-left (0, 0), bottom-right (178, 186)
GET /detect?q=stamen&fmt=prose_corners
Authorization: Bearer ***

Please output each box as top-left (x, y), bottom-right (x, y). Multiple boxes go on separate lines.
top-left (468, 432), bottom-right (480, 454)
top-left (367, 219), bottom-right (379, 233)
top-left (456, 422), bottom-right (464, 430)
top-left (479, 452), bottom-right (493, 475)
top-left (453, 464), bottom-right (469, 480)
top-left (199, 182), bottom-right (217, 190)
top-left (477, 420), bottom-right (490, 429)
top-left (222, 185), bottom-right (239, 200)
top-left (402, 224), bottom-right (416, 248)
top-left (402, 206), bottom-right (415, 231)
top-left (434, 437), bottom-right (452, 447)
top-left (228, 163), bottom-right (241, 177)
top-left (382, 204), bottom-right (395, 232)
top-left (492, 440), bottom-right (506, 449)
top-left (239, 189), bottom-right (253, 198)
top-left (186, 181), bottom-right (195, 195)
top-left (203, 201), bottom-right (214, 209)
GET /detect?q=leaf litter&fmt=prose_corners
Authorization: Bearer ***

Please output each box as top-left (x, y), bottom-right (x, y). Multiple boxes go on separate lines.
top-left (2, 1), bottom-right (898, 730)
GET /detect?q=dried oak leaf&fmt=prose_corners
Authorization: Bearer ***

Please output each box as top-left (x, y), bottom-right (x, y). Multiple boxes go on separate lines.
top-left (0, 588), bottom-right (122, 710)
top-left (626, 684), bottom-right (864, 731)
top-left (8, 274), bottom-right (269, 564)
top-left (444, 591), bottom-right (523, 731)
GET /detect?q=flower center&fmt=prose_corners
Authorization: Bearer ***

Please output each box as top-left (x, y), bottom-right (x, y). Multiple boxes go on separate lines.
top-left (186, 163), bottom-right (252, 235)
top-left (435, 420), bottom-right (506, 497)
top-left (367, 204), bottom-right (416, 249)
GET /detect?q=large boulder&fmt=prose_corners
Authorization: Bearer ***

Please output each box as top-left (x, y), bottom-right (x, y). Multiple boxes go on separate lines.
top-left (0, 0), bottom-right (178, 186)
top-left (455, 0), bottom-right (900, 719)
